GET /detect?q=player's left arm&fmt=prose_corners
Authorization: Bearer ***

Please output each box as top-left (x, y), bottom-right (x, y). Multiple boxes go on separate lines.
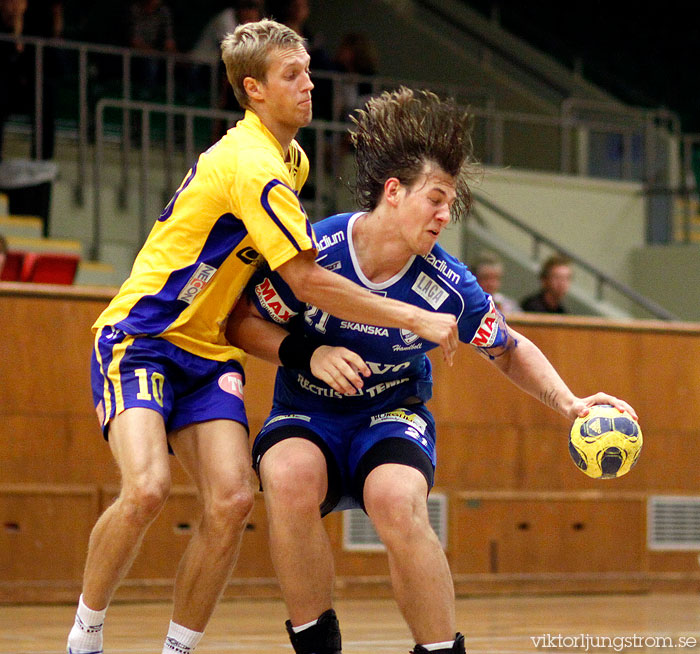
top-left (480, 324), bottom-right (638, 422)
top-left (226, 292), bottom-right (370, 395)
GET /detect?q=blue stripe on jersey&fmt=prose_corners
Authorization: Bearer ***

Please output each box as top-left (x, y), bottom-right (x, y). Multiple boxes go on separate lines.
top-left (261, 179), bottom-right (308, 252)
top-left (159, 162), bottom-right (198, 222)
top-left (115, 212), bottom-right (246, 335)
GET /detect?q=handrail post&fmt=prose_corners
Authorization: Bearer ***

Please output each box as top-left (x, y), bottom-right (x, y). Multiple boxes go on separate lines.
top-left (92, 101), bottom-right (105, 261)
top-left (139, 108), bottom-right (150, 249)
top-left (34, 42), bottom-right (44, 161)
top-left (76, 46), bottom-right (88, 205)
top-left (119, 50), bottom-right (132, 210)
top-left (164, 54), bottom-right (176, 204)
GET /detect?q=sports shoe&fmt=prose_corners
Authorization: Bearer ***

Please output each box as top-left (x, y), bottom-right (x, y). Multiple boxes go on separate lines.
top-left (411, 632), bottom-right (466, 654)
top-left (67, 648), bottom-right (103, 654)
top-left (285, 608), bottom-right (342, 654)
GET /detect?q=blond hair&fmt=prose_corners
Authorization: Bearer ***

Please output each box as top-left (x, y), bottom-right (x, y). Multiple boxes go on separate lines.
top-left (349, 87), bottom-right (478, 220)
top-left (221, 18), bottom-right (306, 109)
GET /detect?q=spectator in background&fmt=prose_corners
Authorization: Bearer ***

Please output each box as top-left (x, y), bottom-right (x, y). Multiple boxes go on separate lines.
top-left (207, 0), bottom-right (264, 138)
top-left (128, 0), bottom-right (177, 99)
top-left (0, 0), bottom-right (29, 161)
top-left (269, 0), bottom-right (333, 119)
top-left (23, 0), bottom-right (65, 159)
top-left (191, 0), bottom-right (263, 62)
top-left (332, 32), bottom-right (378, 121)
top-left (521, 254), bottom-right (572, 314)
top-left (472, 250), bottom-right (520, 314)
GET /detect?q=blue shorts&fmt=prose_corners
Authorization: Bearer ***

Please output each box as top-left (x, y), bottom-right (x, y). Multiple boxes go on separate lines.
top-left (252, 403), bottom-right (436, 514)
top-left (92, 326), bottom-right (248, 439)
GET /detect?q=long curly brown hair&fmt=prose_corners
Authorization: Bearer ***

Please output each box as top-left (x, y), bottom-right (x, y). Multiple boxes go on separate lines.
top-left (349, 87), bottom-right (479, 221)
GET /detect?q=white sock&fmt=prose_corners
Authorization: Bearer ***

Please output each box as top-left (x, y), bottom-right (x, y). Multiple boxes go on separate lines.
top-left (162, 620), bottom-right (204, 654)
top-left (291, 618), bottom-right (319, 633)
top-left (67, 595), bottom-right (107, 654)
top-left (422, 640), bottom-right (455, 651)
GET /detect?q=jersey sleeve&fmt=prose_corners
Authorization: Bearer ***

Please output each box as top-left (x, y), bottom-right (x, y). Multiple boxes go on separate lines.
top-left (455, 270), bottom-right (510, 352)
top-left (232, 148), bottom-right (317, 271)
top-left (248, 266), bottom-right (304, 327)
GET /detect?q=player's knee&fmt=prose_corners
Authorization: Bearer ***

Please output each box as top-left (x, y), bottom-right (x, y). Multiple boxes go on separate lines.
top-left (262, 459), bottom-right (325, 514)
top-left (204, 481), bottom-right (255, 532)
top-left (120, 476), bottom-right (170, 523)
top-left (366, 490), bottom-right (426, 541)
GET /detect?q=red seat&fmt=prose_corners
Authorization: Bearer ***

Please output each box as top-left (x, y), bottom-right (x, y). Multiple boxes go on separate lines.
top-left (0, 250), bottom-right (25, 281)
top-left (20, 252), bottom-right (80, 285)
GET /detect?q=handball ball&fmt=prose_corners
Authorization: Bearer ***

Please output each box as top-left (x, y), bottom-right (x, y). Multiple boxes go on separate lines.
top-left (568, 404), bottom-right (642, 479)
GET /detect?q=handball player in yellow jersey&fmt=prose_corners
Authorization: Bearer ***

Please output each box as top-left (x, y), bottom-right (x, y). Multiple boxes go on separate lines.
top-left (67, 18), bottom-right (460, 654)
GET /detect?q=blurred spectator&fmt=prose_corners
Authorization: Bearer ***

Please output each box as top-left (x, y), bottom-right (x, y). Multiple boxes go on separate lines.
top-left (333, 32), bottom-right (378, 121)
top-left (0, 0), bottom-right (29, 161)
top-left (472, 250), bottom-right (520, 314)
top-left (0, 233), bottom-right (7, 272)
top-left (521, 254), bottom-right (572, 314)
top-left (191, 0), bottom-right (263, 61)
top-left (209, 0), bottom-right (264, 139)
top-left (128, 0), bottom-right (177, 99)
top-left (23, 0), bottom-right (65, 159)
top-left (269, 0), bottom-right (333, 119)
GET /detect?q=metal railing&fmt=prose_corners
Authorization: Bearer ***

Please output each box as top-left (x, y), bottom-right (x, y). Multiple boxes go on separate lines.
top-left (471, 191), bottom-right (680, 320)
top-left (93, 98), bottom-right (356, 259)
top-left (0, 33), bottom-right (689, 189)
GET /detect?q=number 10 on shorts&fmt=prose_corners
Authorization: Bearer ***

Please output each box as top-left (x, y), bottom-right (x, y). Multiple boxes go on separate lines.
top-left (134, 368), bottom-right (165, 407)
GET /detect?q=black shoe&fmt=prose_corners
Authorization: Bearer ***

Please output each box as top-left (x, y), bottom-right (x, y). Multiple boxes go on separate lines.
top-left (285, 608), bottom-right (342, 654)
top-left (412, 632), bottom-right (466, 654)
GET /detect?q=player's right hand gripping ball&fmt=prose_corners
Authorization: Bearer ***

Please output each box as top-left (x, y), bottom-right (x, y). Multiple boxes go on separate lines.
top-left (568, 404), bottom-right (642, 479)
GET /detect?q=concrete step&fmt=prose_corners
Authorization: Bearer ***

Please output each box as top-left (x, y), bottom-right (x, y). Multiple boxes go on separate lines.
top-left (74, 260), bottom-right (121, 288)
top-left (6, 234), bottom-right (83, 256)
top-left (0, 215), bottom-right (44, 239)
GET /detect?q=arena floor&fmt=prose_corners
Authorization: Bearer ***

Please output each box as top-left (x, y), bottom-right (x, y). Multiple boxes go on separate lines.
top-left (5, 594), bottom-right (700, 653)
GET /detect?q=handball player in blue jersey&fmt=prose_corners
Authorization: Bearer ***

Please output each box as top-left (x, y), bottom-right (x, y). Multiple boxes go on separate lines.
top-left (227, 87), bottom-right (638, 654)
top-left (67, 20), bottom-right (461, 654)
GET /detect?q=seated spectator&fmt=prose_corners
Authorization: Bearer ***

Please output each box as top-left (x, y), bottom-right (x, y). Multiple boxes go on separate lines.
top-left (521, 254), bottom-right (572, 314)
top-left (128, 0), bottom-right (177, 99)
top-left (472, 250), bottom-right (520, 314)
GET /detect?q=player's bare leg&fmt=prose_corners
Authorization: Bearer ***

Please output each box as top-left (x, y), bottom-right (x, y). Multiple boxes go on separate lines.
top-left (82, 408), bottom-right (171, 608)
top-left (364, 464), bottom-right (456, 645)
top-left (260, 438), bottom-right (335, 624)
top-left (68, 408), bottom-right (171, 653)
top-left (168, 419), bottom-right (255, 632)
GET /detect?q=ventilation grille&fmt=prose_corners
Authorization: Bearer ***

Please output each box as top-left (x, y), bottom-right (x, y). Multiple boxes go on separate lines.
top-left (648, 495), bottom-right (700, 550)
top-left (343, 492), bottom-right (448, 551)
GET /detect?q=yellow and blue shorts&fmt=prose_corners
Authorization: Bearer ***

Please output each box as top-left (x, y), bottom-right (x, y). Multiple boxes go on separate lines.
top-left (91, 326), bottom-right (247, 440)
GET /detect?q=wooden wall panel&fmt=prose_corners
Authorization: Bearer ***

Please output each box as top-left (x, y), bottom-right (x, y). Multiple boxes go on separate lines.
top-left (0, 485), bottom-right (99, 580)
top-left (4, 287), bottom-right (700, 598)
top-left (449, 492), bottom-right (645, 575)
top-left (434, 424), bottom-right (521, 489)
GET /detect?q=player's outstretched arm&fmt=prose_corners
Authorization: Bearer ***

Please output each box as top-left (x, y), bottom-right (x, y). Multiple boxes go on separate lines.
top-left (226, 295), bottom-right (369, 394)
top-left (484, 326), bottom-right (638, 422)
top-left (277, 251), bottom-right (459, 365)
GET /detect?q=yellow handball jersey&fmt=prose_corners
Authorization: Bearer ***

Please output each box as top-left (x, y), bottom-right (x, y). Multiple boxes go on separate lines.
top-left (93, 111), bottom-right (317, 362)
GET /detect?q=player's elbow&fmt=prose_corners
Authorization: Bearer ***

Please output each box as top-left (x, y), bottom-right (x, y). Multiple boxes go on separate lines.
top-left (278, 252), bottom-right (330, 306)
top-left (286, 265), bottom-right (330, 306)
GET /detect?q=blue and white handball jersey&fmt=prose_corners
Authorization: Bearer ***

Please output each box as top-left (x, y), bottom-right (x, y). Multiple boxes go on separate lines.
top-left (249, 211), bottom-right (509, 414)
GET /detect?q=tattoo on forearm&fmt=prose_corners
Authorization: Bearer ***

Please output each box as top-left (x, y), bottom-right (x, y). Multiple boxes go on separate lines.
top-left (540, 388), bottom-right (558, 409)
